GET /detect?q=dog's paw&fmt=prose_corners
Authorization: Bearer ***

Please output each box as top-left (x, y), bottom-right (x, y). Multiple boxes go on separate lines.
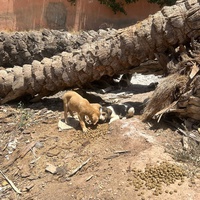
top-left (109, 116), bottom-right (120, 124)
top-left (85, 116), bottom-right (92, 124)
top-left (82, 127), bottom-right (88, 133)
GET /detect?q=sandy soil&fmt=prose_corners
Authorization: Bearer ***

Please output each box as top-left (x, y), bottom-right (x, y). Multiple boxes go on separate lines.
top-left (0, 74), bottom-right (200, 200)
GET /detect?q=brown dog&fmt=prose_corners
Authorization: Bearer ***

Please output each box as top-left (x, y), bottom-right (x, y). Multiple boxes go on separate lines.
top-left (62, 91), bottom-right (102, 132)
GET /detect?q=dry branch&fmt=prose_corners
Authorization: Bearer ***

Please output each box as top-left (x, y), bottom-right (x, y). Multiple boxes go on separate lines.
top-left (68, 158), bottom-right (91, 177)
top-left (0, 170), bottom-right (21, 194)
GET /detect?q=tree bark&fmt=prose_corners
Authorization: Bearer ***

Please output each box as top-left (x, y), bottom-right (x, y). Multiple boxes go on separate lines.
top-left (0, 0), bottom-right (199, 104)
top-left (0, 28), bottom-right (117, 68)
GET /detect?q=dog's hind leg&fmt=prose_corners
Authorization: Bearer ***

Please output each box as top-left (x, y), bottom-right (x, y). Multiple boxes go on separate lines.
top-left (126, 107), bottom-right (135, 118)
top-left (63, 102), bottom-right (69, 124)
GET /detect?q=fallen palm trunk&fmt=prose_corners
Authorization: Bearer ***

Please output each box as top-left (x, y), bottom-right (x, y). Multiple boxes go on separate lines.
top-left (0, 0), bottom-right (199, 104)
top-left (0, 29), bottom-right (117, 68)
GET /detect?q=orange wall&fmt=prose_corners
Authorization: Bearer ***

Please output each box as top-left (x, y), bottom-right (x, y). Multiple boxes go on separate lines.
top-left (0, 0), bottom-right (159, 31)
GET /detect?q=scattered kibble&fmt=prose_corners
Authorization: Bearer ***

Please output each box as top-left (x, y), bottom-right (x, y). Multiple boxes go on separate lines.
top-left (195, 174), bottom-right (200, 179)
top-left (188, 184), bottom-right (193, 187)
top-left (77, 123), bottom-right (109, 140)
top-left (131, 161), bottom-right (187, 197)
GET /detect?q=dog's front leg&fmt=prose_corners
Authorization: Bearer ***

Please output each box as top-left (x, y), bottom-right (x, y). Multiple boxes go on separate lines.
top-left (109, 115), bottom-right (120, 124)
top-left (78, 114), bottom-right (88, 133)
top-left (68, 108), bottom-right (74, 117)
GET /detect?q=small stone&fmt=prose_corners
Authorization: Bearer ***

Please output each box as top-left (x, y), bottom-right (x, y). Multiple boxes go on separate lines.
top-left (35, 141), bottom-right (44, 149)
top-left (23, 130), bottom-right (31, 134)
top-left (46, 148), bottom-right (60, 157)
top-left (21, 172), bottom-right (31, 178)
top-left (28, 175), bottom-right (38, 180)
top-left (59, 177), bottom-right (71, 182)
top-left (2, 180), bottom-right (8, 186)
top-left (56, 166), bottom-right (67, 176)
top-left (24, 183), bottom-right (34, 191)
top-left (45, 163), bottom-right (57, 174)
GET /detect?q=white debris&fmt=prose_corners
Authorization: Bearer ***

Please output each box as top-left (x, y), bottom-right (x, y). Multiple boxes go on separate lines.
top-left (45, 163), bottom-right (57, 174)
top-left (58, 118), bottom-right (80, 131)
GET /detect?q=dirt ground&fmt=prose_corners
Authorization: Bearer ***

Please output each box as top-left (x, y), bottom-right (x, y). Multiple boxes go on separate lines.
top-left (1, 74), bottom-right (200, 200)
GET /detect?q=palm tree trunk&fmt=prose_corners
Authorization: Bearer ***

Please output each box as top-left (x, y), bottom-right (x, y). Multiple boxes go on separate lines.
top-left (0, 0), bottom-right (200, 104)
top-left (0, 29), bottom-right (116, 68)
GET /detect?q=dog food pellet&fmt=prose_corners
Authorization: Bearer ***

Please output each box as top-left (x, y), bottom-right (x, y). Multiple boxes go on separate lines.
top-left (130, 161), bottom-right (187, 197)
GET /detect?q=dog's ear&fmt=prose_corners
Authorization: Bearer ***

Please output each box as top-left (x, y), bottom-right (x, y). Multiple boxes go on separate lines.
top-left (92, 114), bottom-right (99, 125)
top-left (101, 107), bottom-right (112, 116)
top-left (91, 103), bottom-right (102, 111)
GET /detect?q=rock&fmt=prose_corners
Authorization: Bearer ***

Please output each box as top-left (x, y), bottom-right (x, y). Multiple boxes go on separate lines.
top-left (56, 166), bottom-right (68, 176)
top-left (22, 130), bottom-right (31, 134)
top-left (46, 148), bottom-right (60, 157)
top-left (1, 180), bottom-right (8, 186)
top-left (22, 183), bottom-right (34, 192)
top-left (35, 141), bottom-right (44, 149)
top-left (45, 163), bottom-right (57, 174)
top-left (7, 139), bottom-right (18, 154)
top-left (59, 177), bottom-right (71, 182)
top-left (182, 136), bottom-right (189, 150)
top-left (21, 171), bottom-right (31, 178)
top-left (58, 118), bottom-right (79, 131)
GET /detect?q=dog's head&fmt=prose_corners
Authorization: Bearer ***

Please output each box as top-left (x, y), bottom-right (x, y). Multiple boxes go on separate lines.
top-left (99, 106), bottom-right (112, 123)
top-left (91, 114), bottom-right (99, 125)
top-left (90, 103), bottom-right (102, 125)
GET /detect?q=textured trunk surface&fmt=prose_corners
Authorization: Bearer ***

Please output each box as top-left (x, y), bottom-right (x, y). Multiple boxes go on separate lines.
top-left (0, 0), bottom-right (199, 104)
top-left (0, 29), bottom-right (117, 68)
